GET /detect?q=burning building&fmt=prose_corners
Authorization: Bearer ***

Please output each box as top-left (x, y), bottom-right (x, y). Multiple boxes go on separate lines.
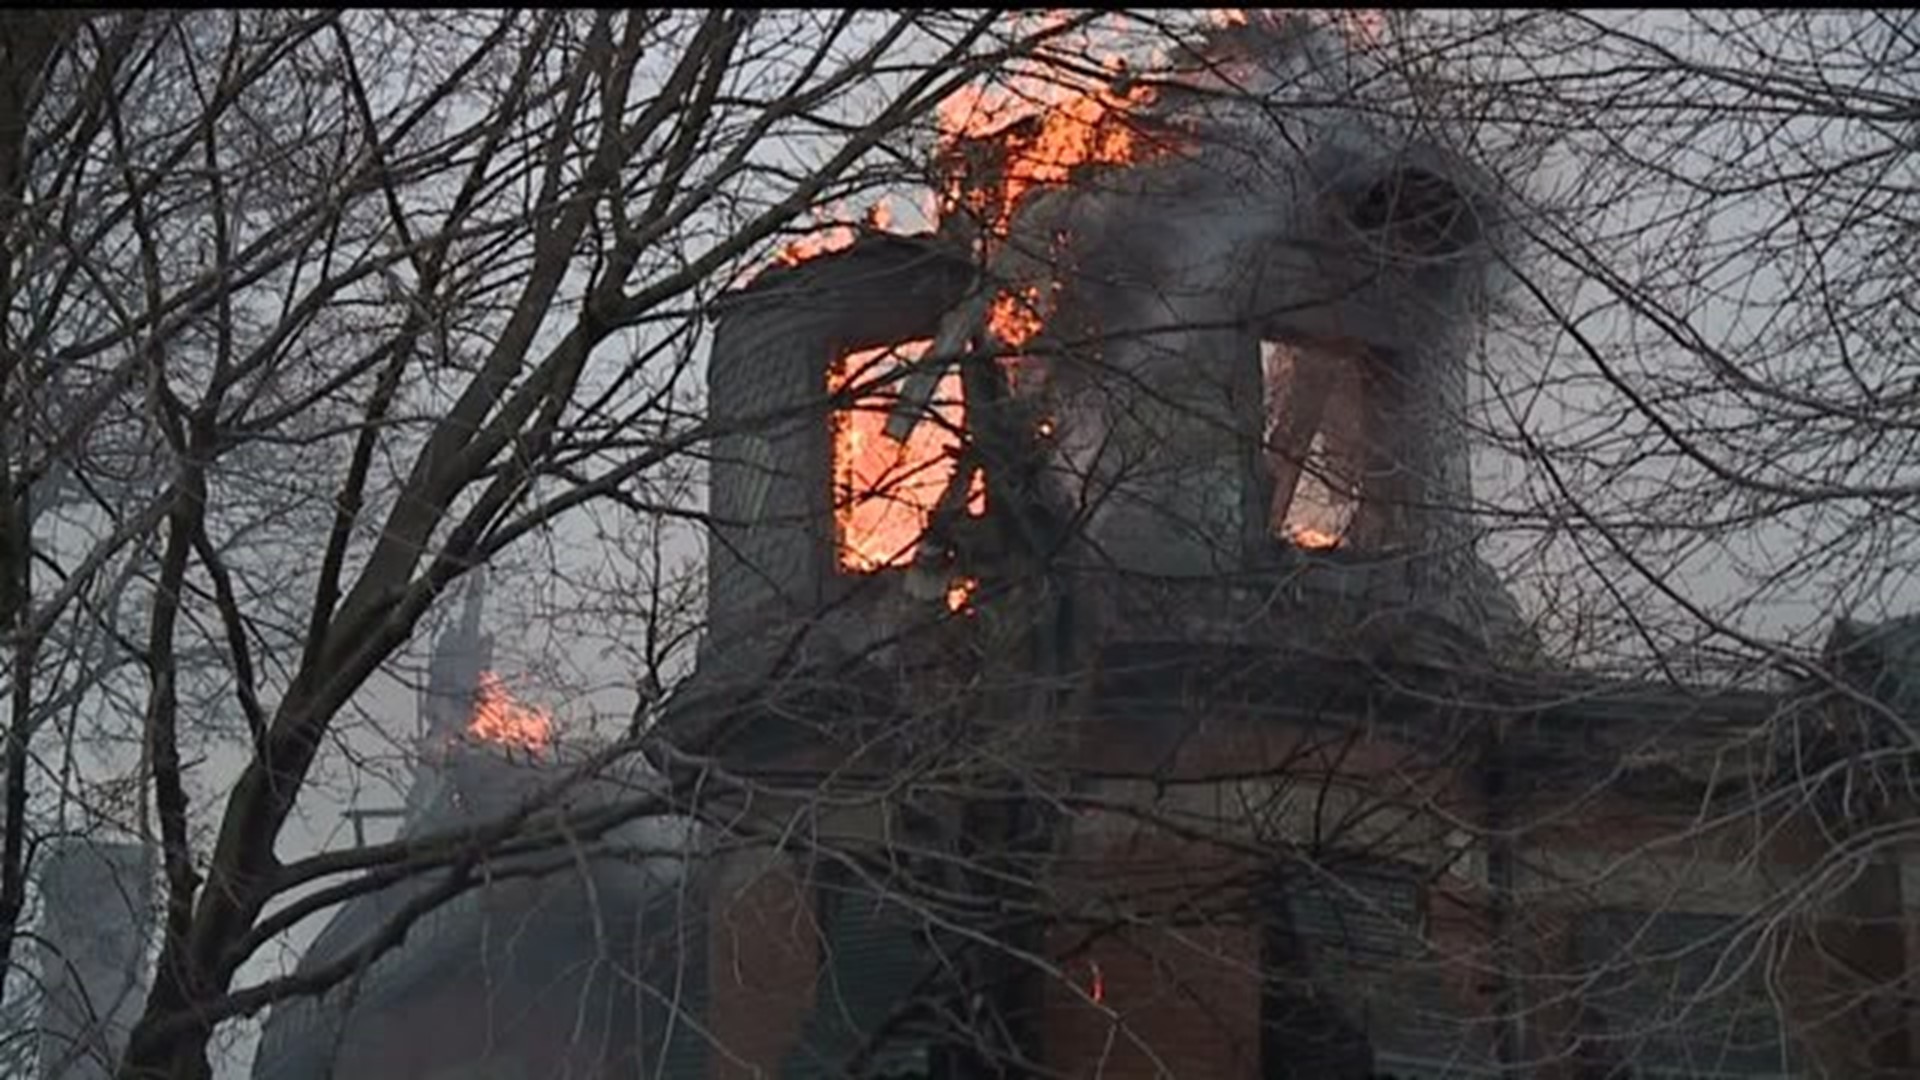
top-left (256, 12), bottom-right (1920, 1080)
top-left (683, 14), bottom-right (1541, 1077)
top-left (678, 12), bottom-right (1916, 1080)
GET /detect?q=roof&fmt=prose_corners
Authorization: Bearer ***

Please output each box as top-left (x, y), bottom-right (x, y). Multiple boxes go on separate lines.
top-left (252, 740), bottom-right (695, 1079)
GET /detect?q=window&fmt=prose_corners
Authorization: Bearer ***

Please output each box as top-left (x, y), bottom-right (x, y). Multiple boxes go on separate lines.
top-left (1280, 862), bottom-right (1426, 969)
top-left (784, 865), bottom-right (936, 1078)
top-left (1261, 340), bottom-right (1366, 551)
top-left (1571, 910), bottom-right (1796, 1079)
top-left (1261, 860), bottom-right (1455, 1078)
top-left (828, 341), bottom-right (981, 572)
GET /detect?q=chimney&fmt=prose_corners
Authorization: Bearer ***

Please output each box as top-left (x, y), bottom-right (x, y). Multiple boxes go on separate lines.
top-left (35, 839), bottom-right (154, 1080)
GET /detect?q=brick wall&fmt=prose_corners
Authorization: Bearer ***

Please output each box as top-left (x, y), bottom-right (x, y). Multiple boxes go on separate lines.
top-left (705, 854), bottom-right (822, 1080)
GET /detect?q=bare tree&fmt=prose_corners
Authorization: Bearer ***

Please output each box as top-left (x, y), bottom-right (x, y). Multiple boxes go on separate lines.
top-left (0, 8), bottom-right (1092, 1078)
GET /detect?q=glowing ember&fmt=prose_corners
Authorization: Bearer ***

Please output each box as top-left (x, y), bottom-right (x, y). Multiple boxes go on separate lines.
top-left (1289, 525), bottom-right (1343, 551)
top-left (988, 284), bottom-right (1048, 349)
top-left (467, 671), bottom-right (554, 752)
top-left (946, 576), bottom-right (979, 613)
top-left (832, 340), bottom-right (980, 571)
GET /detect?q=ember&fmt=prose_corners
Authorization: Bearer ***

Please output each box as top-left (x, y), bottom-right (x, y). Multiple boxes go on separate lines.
top-left (467, 670), bottom-right (553, 752)
top-left (988, 284), bottom-right (1048, 349)
top-left (1290, 525), bottom-right (1343, 551)
top-left (946, 576), bottom-right (979, 613)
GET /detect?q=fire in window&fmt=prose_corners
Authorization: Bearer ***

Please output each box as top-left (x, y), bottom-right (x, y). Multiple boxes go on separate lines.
top-left (829, 339), bottom-right (983, 572)
top-left (1262, 340), bottom-right (1365, 551)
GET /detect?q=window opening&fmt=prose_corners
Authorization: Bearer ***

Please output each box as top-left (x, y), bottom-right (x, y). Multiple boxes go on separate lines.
top-left (1260, 860), bottom-right (1485, 1077)
top-left (1571, 910), bottom-right (1797, 1079)
top-left (829, 340), bottom-right (983, 572)
top-left (1262, 340), bottom-right (1365, 551)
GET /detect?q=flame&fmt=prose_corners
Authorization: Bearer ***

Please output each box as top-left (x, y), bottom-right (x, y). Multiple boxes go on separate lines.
top-left (1329, 9), bottom-right (1386, 47)
top-left (946, 576), bottom-right (979, 613)
top-left (936, 61), bottom-right (1160, 243)
top-left (940, 56), bottom-right (1137, 368)
top-left (1289, 525), bottom-right (1342, 551)
top-left (467, 671), bottom-right (554, 752)
top-left (774, 222), bottom-right (857, 268)
top-left (768, 195), bottom-right (920, 271)
top-left (832, 340), bottom-right (979, 572)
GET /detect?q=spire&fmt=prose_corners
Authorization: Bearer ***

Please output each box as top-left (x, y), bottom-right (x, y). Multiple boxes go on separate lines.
top-left (419, 571), bottom-right (494, 742)
top-left (35, 839), bottom-right (154, 1080)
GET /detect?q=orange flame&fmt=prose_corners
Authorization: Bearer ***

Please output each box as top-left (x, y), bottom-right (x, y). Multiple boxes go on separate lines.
top-left (467, 671), bottom-right (554, 752)
top-left (1289, 525), bottom-right (1342, 551)
top-left (767, 195), bottom-right (922, 271)
top-left (932, 25), bottom-right (1173, 387)
top-left (832, 341), bottom-right (982, 572)
top-left (774, 222), bottom-right (857, 268)
top-left (936, 62), bottom-right (1160, 243)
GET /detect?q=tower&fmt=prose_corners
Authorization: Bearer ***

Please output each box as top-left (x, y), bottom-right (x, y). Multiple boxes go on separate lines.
top-left (252, 575), bottom-right (697, 1080)
top-left (675, 15), bottom-right (1527, 1079)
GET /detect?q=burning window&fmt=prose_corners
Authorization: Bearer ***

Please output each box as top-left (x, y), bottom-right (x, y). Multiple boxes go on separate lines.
top-left (831, 340), bottom-right (982, 572)
top-left (1262, 340), bottom-right (1363, 551)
